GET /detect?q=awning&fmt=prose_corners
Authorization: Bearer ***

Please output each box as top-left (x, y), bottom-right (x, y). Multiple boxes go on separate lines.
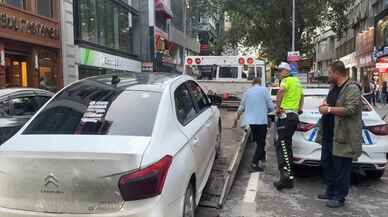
top-left (155, 0), bottom-right (173, 19)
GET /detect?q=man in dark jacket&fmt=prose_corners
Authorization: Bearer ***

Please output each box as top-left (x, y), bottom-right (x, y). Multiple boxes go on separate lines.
top-left (317, 61), bottom-right (362, 208)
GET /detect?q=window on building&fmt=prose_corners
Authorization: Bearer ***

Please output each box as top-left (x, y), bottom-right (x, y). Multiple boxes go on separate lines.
top-left (77, 0), bottom-right (134, 54)
top-left (1, 0), bottom-right (24, 8)
top-left (37, 0), bottom-right (53, 18)
top-left (171, 0), bottom-right (184, 31)
top-left (80, 0), bottom-right (98, 43)
top-left (119, 8), bottom-right (131, 52)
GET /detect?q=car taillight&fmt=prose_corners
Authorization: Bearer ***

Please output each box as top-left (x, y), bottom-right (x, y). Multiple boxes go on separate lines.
top-left (367, 124), bottom-right (388, 136)
top-left (297, 122), bottom-right (316, 132)
top-left (119, 155), bottom-right (173, 201)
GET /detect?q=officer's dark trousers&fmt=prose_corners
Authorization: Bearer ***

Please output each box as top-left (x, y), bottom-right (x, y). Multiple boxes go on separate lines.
top-left (321, 140), bottom-right (353, 202)
top-left (275, 113), bottom-right (299, 179)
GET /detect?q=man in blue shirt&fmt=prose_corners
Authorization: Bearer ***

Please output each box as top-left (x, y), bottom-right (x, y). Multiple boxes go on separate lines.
top-left (234, 78), bottom-right (275, 172)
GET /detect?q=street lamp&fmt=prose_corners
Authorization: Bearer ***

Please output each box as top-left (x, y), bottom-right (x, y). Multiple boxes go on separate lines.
top-left (292, 0), bottom-right (295, 52)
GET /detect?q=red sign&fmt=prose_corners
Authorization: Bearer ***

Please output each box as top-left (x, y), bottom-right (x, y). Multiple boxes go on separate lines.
top-left (200, 44), bottom-right (209, 50)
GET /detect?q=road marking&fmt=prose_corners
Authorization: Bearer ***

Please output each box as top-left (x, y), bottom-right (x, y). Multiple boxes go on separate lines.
top-left (243, 172), bottom-right (260, 203)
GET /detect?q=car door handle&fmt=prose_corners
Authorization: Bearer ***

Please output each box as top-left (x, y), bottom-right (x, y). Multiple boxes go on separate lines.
top-left (205, 123), bottom-right (211, 128)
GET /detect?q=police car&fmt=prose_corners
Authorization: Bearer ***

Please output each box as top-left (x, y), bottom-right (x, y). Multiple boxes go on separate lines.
top-left (292, 88), bottom-right (388, 179)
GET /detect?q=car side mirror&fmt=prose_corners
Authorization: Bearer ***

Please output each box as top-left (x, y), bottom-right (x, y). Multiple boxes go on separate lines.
top-left (208, 95), bottom-right (222, 107)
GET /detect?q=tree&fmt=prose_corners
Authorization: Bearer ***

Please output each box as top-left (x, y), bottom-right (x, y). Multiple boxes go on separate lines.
top-left (223, 0), bottom-right (351, 63)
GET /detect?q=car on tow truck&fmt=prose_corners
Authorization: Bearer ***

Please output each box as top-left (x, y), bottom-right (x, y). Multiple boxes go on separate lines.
top-left (0, 72), bottom-right (222, 217)
top-left (293, 88), bottom-right (388, 179)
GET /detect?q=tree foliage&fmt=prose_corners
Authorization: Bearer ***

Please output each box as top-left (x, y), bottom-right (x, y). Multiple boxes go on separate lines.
top-left (223, 0), bottom-right (351, 63)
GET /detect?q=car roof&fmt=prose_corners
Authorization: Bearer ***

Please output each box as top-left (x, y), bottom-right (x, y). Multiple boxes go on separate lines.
top-left (81, 72), bottom-right (182, 92)
top-left (0, 88), bottom-right (52, 97)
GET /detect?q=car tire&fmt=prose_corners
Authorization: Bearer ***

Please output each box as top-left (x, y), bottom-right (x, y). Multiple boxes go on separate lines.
top-left (366, 170), bottom-right (385, 180)
top-left (183, 183), bottom-right (195, 217)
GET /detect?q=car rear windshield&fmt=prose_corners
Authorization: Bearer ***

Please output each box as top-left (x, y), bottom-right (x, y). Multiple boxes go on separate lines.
top-left (304, 95), bottom-right (371, 112)
top-left (23, 82), bottom-right (161, 137)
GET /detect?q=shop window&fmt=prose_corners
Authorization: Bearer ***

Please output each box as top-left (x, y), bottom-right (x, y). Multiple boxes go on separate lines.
top-left (37, 0), bottom-right (53, 18)
top-left (1, 0), bottom-right (25, 9)
top-left (38, 49), bottom-right (58, 91)
top-left (77, 0), bottom-right (133, 54)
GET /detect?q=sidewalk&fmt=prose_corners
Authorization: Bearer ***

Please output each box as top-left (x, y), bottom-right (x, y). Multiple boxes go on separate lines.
top-left (374, 103), bottom-right (388, 122)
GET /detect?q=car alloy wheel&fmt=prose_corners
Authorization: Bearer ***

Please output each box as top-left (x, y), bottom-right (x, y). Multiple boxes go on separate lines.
top-left (183, 184), bottom-right (195, 217)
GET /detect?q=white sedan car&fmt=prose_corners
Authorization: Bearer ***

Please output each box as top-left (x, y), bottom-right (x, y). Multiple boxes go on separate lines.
top-left (0, 73), bottom-right (222, 217)
top-left (293, 88), bottom-right (388, 179)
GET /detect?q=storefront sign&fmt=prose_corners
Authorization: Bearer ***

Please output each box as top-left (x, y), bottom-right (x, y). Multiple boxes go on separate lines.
top-left (80, 48), bottom-right (141, 72)
top-left (340, 52), bottom-right (357, 69)
top-left (0, 12), bottom-right (58, 39)
top-left (374, 46), bottom-right (388, 60)
top-left (0, 4), bottom-right (59, 48)
top-left (357, 54), bottom-right (373, 67)
top-left (287, 51), bottom-right (301, 62)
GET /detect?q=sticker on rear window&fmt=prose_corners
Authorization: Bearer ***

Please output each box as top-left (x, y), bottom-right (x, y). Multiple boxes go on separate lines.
top-left (81, 101), bottom-right (109, 123)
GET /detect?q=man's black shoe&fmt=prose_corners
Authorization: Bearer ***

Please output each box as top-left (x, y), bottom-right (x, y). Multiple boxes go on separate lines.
top-left (273, 179), bottom-right (294, 191)
top-left (317, 194), bottom-right (330, 200)
top-left (250, 164), bottom-right (264, 172)
top-left (326, 200), bottom-right (345, 208)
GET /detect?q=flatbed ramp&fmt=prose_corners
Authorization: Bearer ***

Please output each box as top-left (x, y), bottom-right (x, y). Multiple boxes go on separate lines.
top-left (199, 110), bottom-right (250, 208)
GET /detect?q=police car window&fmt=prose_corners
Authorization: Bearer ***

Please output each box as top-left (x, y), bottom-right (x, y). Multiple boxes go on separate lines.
top-left (219, 67), bottom-right (238, 78)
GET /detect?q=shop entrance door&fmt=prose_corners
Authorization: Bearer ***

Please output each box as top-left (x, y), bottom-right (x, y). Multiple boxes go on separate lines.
top-left (5, 54), bottom-right (29, 88)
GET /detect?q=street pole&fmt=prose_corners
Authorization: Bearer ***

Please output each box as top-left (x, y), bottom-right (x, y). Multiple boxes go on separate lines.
top-left (292, 0), bottom-right (295, 51)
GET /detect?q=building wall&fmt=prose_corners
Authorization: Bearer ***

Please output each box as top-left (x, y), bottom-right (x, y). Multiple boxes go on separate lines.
top-left (314, 30), bottom-right (336, 77)
top-left (60, 0), bottom-right (77, 85)
top-left (61, 0), bottom-right (142, 85)
top-left (0, 1), bottom-right (62, 90)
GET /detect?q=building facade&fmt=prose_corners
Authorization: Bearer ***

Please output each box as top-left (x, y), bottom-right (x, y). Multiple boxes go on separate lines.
top-left (314, 30), bottom-right (336, 82)
top-left (61, 0), bottom-right (141, 86)
top-left (135, 0), bottom-right (200, 73)
top-left (374, 0), bottom-right (388, 83)
top-left (0, 0), bottom-right (61, 90)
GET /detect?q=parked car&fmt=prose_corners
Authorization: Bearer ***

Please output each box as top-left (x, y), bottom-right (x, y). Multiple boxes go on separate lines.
top-left (293, 88), bottom-right (388, 179)
top-left (0, 88), bottom-right (53, 144)
top-left (0, 72), bottom-right (222, 217)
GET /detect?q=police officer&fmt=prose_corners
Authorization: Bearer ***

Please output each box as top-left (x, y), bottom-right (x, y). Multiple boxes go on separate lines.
top-left (273, 62), bottom-right (304, 191)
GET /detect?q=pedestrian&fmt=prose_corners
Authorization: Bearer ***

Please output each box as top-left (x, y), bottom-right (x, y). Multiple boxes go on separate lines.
top-left (317, 61), bottom-right (362, 208)
top-left (374, 81), bottom-right (380, 105)
top-left (381, 81), bottom-right (387, 105)
top-left (362, 78), bottom-right (373, 104)
top-left (234, 78), bottom-right (274, 172)
top-left (39, 76), bottom-right (50, 91)
top-left (273, 62), bottom-right (304, 191)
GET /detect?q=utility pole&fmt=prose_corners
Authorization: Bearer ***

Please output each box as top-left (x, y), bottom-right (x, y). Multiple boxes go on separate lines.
top-left (292, 0), bottom-right (295, 51)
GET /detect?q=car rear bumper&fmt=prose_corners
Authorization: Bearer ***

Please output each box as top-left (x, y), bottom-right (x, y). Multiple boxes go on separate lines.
top-left (292, 134), bottom-right (388, 171)
top-left (0, 196), bottom-right (183, 217)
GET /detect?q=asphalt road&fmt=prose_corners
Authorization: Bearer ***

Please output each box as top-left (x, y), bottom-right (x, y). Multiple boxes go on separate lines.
top-left (197, 107), bottom-right (388, 217)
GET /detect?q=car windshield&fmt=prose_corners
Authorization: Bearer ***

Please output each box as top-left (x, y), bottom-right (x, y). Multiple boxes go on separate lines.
top-left (23, 82), bottom-right (161, 137)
